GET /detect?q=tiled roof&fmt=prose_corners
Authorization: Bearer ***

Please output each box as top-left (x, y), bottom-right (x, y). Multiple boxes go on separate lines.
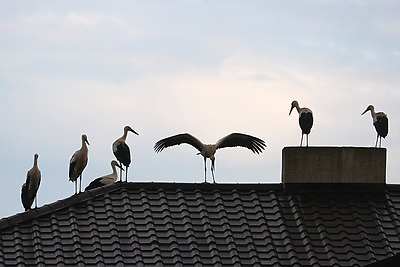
top-left (1, 182), bottom-right (400, 266)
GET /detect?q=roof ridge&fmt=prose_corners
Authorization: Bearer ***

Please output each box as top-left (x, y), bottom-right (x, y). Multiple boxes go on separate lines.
top-left (0, 182), bottom-right (283, 230)
top-left (2, 182), bottom-right (400, 231)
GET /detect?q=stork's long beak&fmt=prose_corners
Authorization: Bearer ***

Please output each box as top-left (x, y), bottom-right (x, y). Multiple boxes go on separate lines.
top-left (130, 129), bottom-right (139, 135)
top-left (289, 106), bottom-right (295, 116)
top-left (361, 109), bottom-right (368, 116)
top-left (86, 140), bottom-right (90, 146)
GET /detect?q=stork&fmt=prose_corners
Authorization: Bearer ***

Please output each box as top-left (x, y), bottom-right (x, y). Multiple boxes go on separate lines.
top-left (85, 160), bottom-right (124, 191)
top-left (20, 154), bottom-right (41, 211)
top-left (362, 105), bottom-right (388, 148)
top-left (154, 133), bottom-right (266, 183)
top-left (69, 134), bottom-right (90, 194)
top-left (112, 126), bottom-right (139, 182)
top-left (289, 100), bottom-right (314, 147)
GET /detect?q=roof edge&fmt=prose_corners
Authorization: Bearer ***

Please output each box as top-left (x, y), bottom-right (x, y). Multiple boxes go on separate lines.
top-left (0, 182), bottom-right (283, 230)
top-left (1, 181), bottom-right (399, 231)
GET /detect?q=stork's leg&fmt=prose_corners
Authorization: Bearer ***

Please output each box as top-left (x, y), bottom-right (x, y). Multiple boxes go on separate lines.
top-left (306, 134), bottom-right (309, 147)
top-left (119, 163), bottom-right (123, 182)
top-left (300, 134), bottom-right (304, 147)
top-left (75, 180), bottom-right (77, 194)
top-left (211, 159), bottom-right (216, 183)
top-left (375, 134), bottom-right (379, 148)
top-left (35, 197), bottom-right (37, 208)
top-left (79, 175), bottom-right (82, 193)
top-left (125, 166), bottom-right (129, 182)
top-left (204, 157), bottom-right (207, 183)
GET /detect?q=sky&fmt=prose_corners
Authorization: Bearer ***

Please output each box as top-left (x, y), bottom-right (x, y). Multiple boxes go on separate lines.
top-left (0, 0), bottom-right (399, 218)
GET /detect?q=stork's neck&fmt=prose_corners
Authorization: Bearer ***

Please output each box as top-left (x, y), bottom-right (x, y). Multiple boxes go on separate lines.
top-left (295, 104), bottom-right (301, 113)
top-left (33, 154), bottom-right (39, 168)
top-left (369, 109), bottom-right (377, 121)
top-left (81, 138), bottom-right (88, 151)
top-left (121, 129), bottom-right (129, 141)
top-left (111, 164), bottom-right (119, 180)
top-left (33, 158), bottom-right (38, 168)
top-left (32, 157), bottom-right (41, 177)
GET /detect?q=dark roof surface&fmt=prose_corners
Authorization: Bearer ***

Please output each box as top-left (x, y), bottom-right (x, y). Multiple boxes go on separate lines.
top-left (1, 182), bottom-right (400, 266)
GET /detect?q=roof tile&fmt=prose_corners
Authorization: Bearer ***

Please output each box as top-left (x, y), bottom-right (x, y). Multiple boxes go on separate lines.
top-left (1, 183), bottom-right (400, 265)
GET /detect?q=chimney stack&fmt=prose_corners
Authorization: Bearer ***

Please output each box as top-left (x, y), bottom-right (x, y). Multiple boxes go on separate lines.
top-left (282, 147), bottom-right (386, 192)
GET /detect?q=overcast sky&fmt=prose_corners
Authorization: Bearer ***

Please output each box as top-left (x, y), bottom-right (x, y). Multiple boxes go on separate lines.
top-left (1, 1), bottom-right (399, 218)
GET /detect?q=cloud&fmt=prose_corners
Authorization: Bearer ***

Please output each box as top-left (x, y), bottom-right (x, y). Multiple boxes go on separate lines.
top-left (377, 17), bottom-right (400, 40)
top-left (0, 0), bottom-right (400, 218)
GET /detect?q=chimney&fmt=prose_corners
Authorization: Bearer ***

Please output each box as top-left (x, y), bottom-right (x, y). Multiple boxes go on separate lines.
top-left (282, 147), bottom-right (387, 192)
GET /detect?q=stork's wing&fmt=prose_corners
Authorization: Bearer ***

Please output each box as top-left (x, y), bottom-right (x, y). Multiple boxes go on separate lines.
top-left (113, 143), bottom-right (131, 167)
top-left (21, 183), bottom-right (31, 211)
top-left (69, 151), bottom-right (77, 164)
top-left (23, 174), bottom-right (35, 210)
top-left (374, 115), bottom-right (389, 138)
top-left (154, 133), bottom-right (204, 153)
top-left (25, 172), bottom-right (31, 190)
top-left (215, 133), bottom-right (266, 154)
top-left (85, 177), bottom-right (104, 191)
top-left (69, 160), bottom-right (77, 180)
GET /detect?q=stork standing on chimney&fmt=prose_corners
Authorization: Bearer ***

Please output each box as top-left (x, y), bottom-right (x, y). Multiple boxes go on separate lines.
top-left (289, 100), bottom-right (314, 147)
top-left (362, 105), bottom-right (388, 148)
